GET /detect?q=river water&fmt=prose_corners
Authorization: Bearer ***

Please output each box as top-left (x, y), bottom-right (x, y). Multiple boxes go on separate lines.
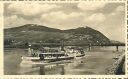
top-left (4, 46), bottom-right (125, 75)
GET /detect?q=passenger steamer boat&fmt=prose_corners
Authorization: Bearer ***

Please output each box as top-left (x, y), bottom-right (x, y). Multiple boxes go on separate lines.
top-left (21, 47), bottom-right (74, 65)
top-left (20, 46), bottom-right (85, 66)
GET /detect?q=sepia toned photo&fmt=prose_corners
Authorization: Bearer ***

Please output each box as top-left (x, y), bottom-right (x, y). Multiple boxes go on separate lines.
top-left (4, 2), bottom-right (126, 75)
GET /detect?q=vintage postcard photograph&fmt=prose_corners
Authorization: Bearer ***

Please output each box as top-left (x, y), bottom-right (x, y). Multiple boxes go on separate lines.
top-left (3, 2), bottom-right (126, 75)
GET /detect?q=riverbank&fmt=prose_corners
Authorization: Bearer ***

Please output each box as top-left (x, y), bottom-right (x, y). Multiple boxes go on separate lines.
top-left (105, 54), bottom-right (125, 75)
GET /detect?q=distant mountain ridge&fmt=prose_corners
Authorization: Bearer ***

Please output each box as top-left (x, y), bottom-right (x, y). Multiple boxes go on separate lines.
top-left (5, 24), bottom-right (62, 32)
top-left (4, 24), bottom-right (121, 47)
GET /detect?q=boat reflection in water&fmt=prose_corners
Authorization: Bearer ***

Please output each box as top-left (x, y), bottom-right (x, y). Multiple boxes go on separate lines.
top-left (39, 64), bottom-right (65, 75)
top-left (38, 58), bottom-right (85, 75)
top-left (39, 66), bottom-right (45, 75)
top-left (19, 57), bottom-right (84, 75)
top-left (19, 63), bottom-right (67, 75)
top-left (34, 59), bottom-right (83, 75)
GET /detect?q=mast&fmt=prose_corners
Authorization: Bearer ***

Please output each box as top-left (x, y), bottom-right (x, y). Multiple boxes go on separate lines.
top-left (28, 44), bottom-right (31, 56)
top-left (61, 40), bottom-right (65, 51)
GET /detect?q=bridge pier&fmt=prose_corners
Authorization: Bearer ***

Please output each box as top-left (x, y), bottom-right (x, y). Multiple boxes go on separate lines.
top-left (116, 45), bottom-right (119, 51)
top-left (88, 44), bottom-right (91, 51)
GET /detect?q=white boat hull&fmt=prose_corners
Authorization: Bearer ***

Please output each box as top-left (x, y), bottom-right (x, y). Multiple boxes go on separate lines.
top-left (20, 56), bottom-right (74, 67)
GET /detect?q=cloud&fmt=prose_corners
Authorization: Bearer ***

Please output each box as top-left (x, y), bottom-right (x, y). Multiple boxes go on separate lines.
top-left (85, 13), bottom-right (106, 23)
top-left (4, 15), bottom-right (42, 28)
top-left (42, 11), bottom-right (68, 21)
top-left (115, 5), bottom-right (125, 12)
top-left (77, 2), bottom-right (106, 11)
top-left (109, 5), bottom-right (125, 16)
top-left (41, 11), bottom-right (84, 23)
top-left (40, 11), bottom-right (85, 29)
top-left (8, 3), bottom-right (60, 16)
top-left (4, 11), bottom-right (84, 29)
top-left (5, 15), bottom-right (24, 28)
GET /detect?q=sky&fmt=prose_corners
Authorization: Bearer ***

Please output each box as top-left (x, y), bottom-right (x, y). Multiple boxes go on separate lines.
top-left (4, 2), bottom-right (125, 42)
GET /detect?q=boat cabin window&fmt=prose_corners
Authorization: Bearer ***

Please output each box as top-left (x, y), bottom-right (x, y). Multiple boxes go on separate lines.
top-left (39, 54), bottom-right (44, 60)
top-left (41, 48), bottom-right (59, 53)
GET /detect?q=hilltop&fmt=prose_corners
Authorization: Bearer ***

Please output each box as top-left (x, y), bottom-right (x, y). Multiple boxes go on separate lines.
top-left (4, 24), bottom-right (120, 48)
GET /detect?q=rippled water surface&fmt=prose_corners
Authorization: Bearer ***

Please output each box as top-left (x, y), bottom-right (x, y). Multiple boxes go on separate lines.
top-left (4, 46), bottom-right (125, 75)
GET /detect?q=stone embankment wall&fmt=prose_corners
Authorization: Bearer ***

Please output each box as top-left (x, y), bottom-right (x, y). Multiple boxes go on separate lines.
top-left (105, 54), bottom-right (125, 75)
